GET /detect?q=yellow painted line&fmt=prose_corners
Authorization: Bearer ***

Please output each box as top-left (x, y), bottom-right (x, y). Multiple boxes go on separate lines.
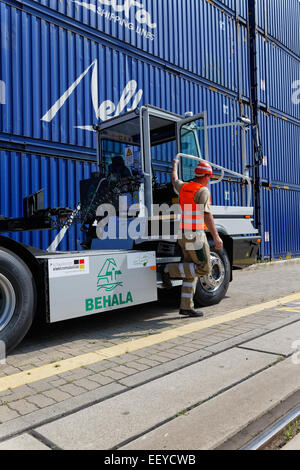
top-left (0, 292), bottom-right (300, 393)
top-left (277, 307), bottom-right (300, 313)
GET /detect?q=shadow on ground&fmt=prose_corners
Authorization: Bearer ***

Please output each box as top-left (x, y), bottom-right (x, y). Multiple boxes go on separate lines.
top-left (11, 289), bottom-right (186, 356)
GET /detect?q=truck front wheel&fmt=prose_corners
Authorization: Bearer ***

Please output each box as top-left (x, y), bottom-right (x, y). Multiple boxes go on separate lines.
top-left (194, 247), bottom-right (231, 307)
top-left (0, 248), bottom-right (36, 353)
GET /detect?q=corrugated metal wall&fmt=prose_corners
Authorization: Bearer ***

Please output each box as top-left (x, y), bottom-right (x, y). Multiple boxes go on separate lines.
top-left (253, 0), bottom-right (300, 259)
top-left (0, 0), bottom-right (299, 259)
top-left (0, 149), bottom-right (98, 250)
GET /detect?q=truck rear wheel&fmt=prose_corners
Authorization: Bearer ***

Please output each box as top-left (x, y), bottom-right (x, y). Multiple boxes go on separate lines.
top-left (0, 248), bottom-right (36, 352)
top-left (194, 247), bottom-right (230, 307)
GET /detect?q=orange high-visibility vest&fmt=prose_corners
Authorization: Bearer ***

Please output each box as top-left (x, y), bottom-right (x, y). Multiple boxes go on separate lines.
top-left (179, 182), bottom-right (206, 231)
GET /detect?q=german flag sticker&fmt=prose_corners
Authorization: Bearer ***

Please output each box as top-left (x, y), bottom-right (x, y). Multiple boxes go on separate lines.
top-left (79, 259), bottom-right (85, 269)
top-left (74, 259), bottom-right (85, 269)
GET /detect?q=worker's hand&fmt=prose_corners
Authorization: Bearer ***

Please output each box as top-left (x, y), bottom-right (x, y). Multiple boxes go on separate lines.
top-left (214, 235), bottom-right (223, 251)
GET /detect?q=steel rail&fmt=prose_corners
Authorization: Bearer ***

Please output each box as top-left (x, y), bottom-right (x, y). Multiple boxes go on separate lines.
top-left (243, 406), bottom-right (300, 450)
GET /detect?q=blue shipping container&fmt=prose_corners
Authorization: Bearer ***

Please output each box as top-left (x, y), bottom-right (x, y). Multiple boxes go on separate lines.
top-left (261, 186), bottom-right (300, 260)
top-left (0, 0), bottom-right (299, 260)
top-left (16, 0), bottom-right (243, 94)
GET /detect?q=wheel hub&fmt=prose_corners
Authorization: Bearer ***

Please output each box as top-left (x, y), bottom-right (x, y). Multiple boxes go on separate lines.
top-left (199, 253), bottom-right (225, 293)
top-left (0, 274), bottom-right (16, 332)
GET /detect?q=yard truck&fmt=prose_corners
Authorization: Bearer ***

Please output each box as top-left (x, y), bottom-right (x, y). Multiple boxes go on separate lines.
top-left (0, 105), bottom-right (261, 352)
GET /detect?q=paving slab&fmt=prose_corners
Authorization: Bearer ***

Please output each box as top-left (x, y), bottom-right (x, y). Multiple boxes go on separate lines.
top-left (122, 357), bottom-right (300, 450)
top-left (282, 433), bottom-right (300, 450)
top-left (242, 321), bottom-right (300, 356)
top-left (35, 348), bottom-right (277, 450)
top-left (0, 433), bottom-right (49, 450)
top-left (0, 382), bottom-right (125, 442)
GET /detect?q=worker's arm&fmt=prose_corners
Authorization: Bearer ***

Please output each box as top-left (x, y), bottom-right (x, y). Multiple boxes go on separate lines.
top-left (172, 159), bottom-right (179, 184)
top-left (204, 212), bottom-right (223, 251)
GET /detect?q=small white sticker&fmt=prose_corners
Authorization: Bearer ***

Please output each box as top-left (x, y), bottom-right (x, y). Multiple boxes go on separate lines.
top-left (263, 156), bottom-right (268, 166)
top-left (49, 257), bottom-right (90, 278)
top-left (223, 105), bottom-right (229, 115)
top-left (0, 81), bottom-right (5, 105)
top-left (225, 191), bottom-right (230, 201)
top-left (261, 80), bottom-right (266, 91)
top-left (265, 232), bottom-right (270, 243)
top-left (127, 252), bottom-right (156, 270)
top-left (0, 340), bottom-right (6, 365)
top-left (220, 21), bottom-right (225, 31)
top-left (124, 146), bottom-right (134, 167)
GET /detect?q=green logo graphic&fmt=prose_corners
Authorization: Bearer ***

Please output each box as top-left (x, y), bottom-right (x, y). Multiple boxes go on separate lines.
top-left (97, 258), bottom-right (123, 292)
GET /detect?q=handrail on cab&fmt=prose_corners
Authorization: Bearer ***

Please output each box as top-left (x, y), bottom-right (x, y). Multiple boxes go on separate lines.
top-left (175, 153), bottom-right (252, 208)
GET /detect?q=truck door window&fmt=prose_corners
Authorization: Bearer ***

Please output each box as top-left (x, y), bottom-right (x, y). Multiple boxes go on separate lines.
top-left (179, 117), bottom-right (206, 181)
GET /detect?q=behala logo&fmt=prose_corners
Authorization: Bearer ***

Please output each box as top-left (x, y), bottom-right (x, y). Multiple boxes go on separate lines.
top-left (41, 59), bottom-right (143, 131)
top-left (97, 258), bottom-right (123, 292)
top-left (73, 0), bottom-right (156, 40)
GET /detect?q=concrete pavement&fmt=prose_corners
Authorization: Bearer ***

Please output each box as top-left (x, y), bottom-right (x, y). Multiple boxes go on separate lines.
top-left (0, 261), bottom-right (299, 450)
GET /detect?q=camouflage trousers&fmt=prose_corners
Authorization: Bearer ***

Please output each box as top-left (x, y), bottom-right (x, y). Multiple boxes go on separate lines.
top-left (166, 232), bottom-right (211, 311)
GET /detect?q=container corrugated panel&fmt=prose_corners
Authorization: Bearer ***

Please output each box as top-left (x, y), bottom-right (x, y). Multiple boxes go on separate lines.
top-left (237, 0), bottom-right (248, 20)
top-left (220, 0), bottom-right (264, 28)
top-left (267, 43), bottom-right (300, 120)
top-left (256, 0), bottom-right (266, 31)
top-left (19, 0), bottom-right (242, 93)
top-left (256, 33), bottom-right (268, 106)
top-left (266, 0), bottom-right (300, 56)
top-left (269, 187), bottom-right (300, 259)
top-left (260, 186), bottom-right (271, 259)
top-left (0, 150), bottom-right (98, 251)
top-left (260, 186), bottom-right (300, 260)
top-left (214, 0), bottom-right (247, 19)
top-left (238, 23), bottom-right (250, 98)
top-left (216, 0), bottom-right (236, 13)
top-left (211, 180), bottom-right (245, 207)
top-left (0, 1), bottom-right (248, 170)
top-left (267, 115), bottom-right (300, 186)
top-left (257, 110), bottom-right (270, 182)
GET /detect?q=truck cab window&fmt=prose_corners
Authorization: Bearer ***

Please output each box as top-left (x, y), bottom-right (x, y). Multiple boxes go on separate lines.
top-left (179, 118), bottom-right (206, 182)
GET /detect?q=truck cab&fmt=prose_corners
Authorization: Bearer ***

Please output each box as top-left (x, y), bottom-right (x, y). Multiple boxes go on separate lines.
top-left (81, 105), bottom-right (261, 306)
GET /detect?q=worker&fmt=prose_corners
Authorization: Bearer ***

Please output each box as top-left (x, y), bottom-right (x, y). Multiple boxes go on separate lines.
top-left (160, 159), bottom-right (223, 317)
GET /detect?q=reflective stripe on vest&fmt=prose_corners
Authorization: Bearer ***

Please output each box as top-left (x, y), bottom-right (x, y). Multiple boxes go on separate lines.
top-left (179, 182), bottom-right (206, 231)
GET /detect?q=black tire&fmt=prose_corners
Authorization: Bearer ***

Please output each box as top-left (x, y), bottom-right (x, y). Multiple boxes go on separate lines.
top-left (194, 245), bottom-right (231, 307)
top-left (0, 248), bottom-right (36, 353)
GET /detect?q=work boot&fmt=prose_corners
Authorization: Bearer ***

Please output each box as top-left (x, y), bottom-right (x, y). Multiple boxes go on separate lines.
top-left (179, 309), bottom-right (204, 318)
top-left (158, 266), bottom-right (173, 290)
